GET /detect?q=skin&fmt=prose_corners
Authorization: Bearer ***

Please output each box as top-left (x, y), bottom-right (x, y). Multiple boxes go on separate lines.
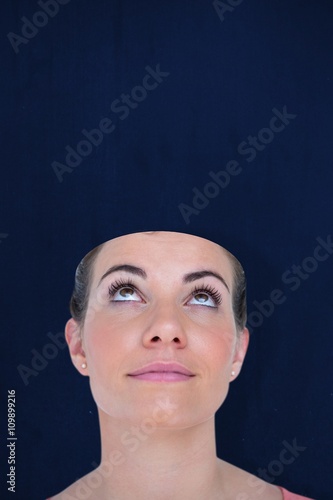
top-left (54, 232), bottom-right (282, 499)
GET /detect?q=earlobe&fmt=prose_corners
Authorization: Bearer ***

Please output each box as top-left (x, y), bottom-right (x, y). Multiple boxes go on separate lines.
top-left (65, 318), bottom-right (89, 376)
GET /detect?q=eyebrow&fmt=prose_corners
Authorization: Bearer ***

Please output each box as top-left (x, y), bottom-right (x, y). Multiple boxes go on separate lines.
top-left (98, 264), bottom-right (147, 285)
top-left (183, 270), bottom-right (230, 293)
top-left (98, 264), bottom-right (229, 293)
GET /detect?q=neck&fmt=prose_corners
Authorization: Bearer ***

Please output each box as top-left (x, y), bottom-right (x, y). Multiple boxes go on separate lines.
top-left (95, 411), bottom-right (223, 500)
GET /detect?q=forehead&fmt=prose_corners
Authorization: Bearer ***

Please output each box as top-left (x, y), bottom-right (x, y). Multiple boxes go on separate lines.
top-left (92, 232), bottom-right (234, 289)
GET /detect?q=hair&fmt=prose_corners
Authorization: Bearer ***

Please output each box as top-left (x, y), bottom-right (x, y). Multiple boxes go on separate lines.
top-left (69, 243), bottom-right (104, 324)
top-left (223, 249), bottom-right (247, 333)
top-left (69, 238), bottom-right (247, 332)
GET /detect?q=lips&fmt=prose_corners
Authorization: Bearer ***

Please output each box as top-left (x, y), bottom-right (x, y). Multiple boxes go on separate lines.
top-left (128, 362), bottom-right (195, 382)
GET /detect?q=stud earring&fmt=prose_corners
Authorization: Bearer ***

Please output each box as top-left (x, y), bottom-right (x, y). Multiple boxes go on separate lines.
top-left (231, 370), bottom-right (235, 377)
top-left (81, 363), bottom-right (87, 369)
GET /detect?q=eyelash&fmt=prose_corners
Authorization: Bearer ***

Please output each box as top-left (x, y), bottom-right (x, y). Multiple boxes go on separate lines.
top-left (191, 285), bottom-right (222, 306)
top-left (108, 280), bottom-right (222, 306)
top-left (108, 279), bottom-right (135, 298)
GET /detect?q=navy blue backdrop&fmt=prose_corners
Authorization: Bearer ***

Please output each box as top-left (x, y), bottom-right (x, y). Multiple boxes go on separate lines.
top-left (1, 1), bottom-right (332, 499)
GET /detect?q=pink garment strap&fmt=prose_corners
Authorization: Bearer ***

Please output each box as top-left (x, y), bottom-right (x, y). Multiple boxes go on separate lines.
top-left (279, 486), bottom-right (315, 499)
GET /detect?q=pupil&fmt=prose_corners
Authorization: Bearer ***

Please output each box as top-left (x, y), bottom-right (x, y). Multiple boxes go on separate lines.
top-left (120, 288), bottom-right (133, 297)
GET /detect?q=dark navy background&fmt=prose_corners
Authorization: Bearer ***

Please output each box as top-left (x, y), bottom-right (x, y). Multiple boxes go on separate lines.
top-left (1, 1), bottom-right (332, 499)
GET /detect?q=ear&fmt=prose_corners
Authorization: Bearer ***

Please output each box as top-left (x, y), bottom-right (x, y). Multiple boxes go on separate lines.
top-left (65, 318), bottom-right (89, 376)
top-left (231, 327), bottom-right (249, 381)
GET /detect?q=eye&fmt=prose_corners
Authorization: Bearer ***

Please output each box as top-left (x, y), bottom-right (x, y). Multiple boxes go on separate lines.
top-left (187, 285), bottom-right (222, 308)
top-left (108, 280), bottom-right (142, 302)
top-left (114, 287), bottom-right (140, 301)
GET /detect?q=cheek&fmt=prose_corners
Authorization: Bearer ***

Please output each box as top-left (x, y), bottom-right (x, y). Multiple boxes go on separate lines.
top-left (174, 339), bottom-right (233, 426)
top-left (82, 317), bottom-right (130, 416)
top-left (82, 314), bottom-right (129, 376)
top-left (193, 321), bottom-right (237, 364)
top-left (82, 308), bottom-right (145, 384)
top-left (192, 324), bottom-right (236, 375)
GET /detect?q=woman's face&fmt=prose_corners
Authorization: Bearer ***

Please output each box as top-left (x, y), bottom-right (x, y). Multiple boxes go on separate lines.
top-left (66, 232), bottom-right (249, 428)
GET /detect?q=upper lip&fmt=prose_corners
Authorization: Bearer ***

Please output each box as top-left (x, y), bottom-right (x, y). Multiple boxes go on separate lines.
top-left (128, 362), bottom-right (195, 376)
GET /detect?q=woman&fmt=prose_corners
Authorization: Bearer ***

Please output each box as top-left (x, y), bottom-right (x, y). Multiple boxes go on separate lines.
top-left (48, 231), bottom-right (313, 499)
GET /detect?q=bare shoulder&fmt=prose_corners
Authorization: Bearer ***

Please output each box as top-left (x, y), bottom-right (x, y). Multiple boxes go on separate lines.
top-left (50, 461), bottom-right (282, 500)
top-left (218, 459), bottom-right (283, 500)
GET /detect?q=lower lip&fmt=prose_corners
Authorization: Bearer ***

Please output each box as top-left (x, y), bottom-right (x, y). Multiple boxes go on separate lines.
top-left (129, 372), bottom-right (194, 382)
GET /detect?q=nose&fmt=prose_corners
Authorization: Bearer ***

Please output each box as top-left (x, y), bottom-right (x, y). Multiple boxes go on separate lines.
top-left (142, 303), bottom-right (187, 348)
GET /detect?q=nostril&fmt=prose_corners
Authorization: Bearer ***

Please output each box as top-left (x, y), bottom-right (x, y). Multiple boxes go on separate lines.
top-left (149, 335), bottom-right (182, 344)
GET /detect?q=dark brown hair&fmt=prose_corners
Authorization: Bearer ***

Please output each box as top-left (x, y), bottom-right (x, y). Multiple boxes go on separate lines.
top-left (69, 239), bottom-right (247, 332)
top-left (223, 249), bottom-right (247, 332)
top-left (69, 243), bottom-right (104, 324)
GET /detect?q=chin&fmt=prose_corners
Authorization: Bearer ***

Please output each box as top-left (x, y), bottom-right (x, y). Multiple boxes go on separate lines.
top-left (97, 390), bottom-right (226, 432)
top-left (92, 378), bottom-right (230, 426)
